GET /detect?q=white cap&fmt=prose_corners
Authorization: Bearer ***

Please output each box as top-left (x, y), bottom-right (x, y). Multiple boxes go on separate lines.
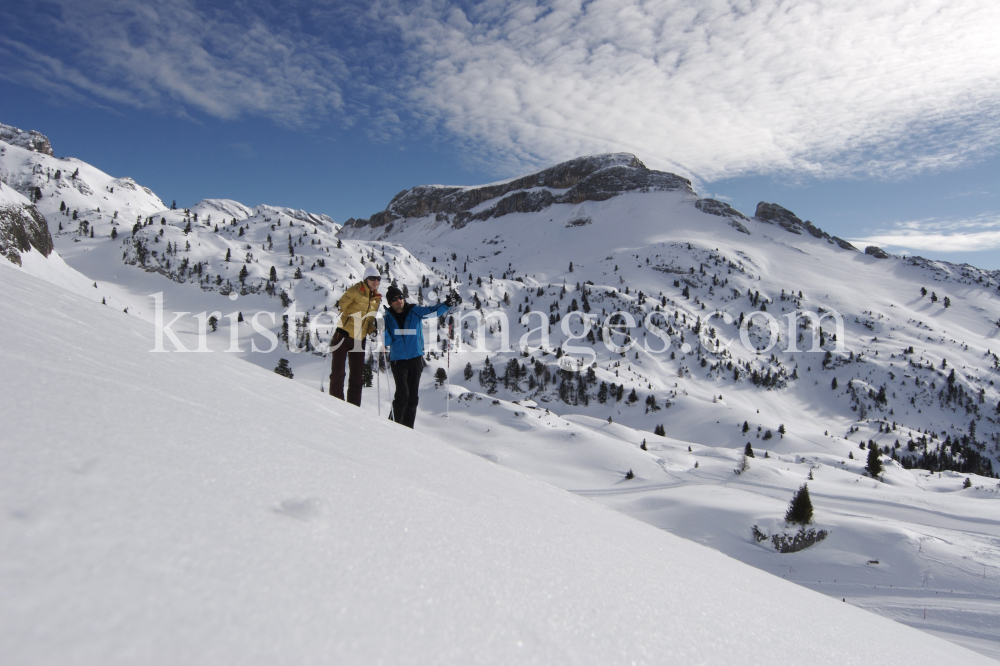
top-left (362, 266), bottom-right (380, 281)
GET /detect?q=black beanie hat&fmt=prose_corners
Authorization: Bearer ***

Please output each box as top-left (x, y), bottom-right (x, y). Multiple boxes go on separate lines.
top-left (385, 285), bottom-right (403, 303)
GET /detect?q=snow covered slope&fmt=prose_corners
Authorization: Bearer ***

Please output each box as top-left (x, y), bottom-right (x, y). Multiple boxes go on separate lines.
top-left (0, 256), bottom-right (993, 665)
top-left (340, 154), bottom-right (1000, 479)
top-left (4, 125), bottom-right (999, 656)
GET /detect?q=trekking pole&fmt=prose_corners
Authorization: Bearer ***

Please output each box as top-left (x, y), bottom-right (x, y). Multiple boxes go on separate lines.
top-left (368, 342), bottom-right (382, 416)
top-left (446, 299), bottom-right (453, 419)
top-left (384, 351), bottom-right (395, 422)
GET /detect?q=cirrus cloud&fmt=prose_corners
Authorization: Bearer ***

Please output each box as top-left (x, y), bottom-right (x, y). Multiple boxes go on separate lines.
top-left (851, 215), bottom-right (1000, 253)
top-left (4, 0), bottom-right (1000, 183)
top-left (380, 0), bottom-right (1000, 181)
top-left (0, 0), bottom-right (348, 127)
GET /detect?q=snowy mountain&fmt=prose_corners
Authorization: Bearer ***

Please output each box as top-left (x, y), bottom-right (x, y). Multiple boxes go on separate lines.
top-left (1, 257), bottom-right (994, 665)
top-left (340, 153), bottom-right (1000, 482)
top-left (3, 125), bottom-right (1000, 657)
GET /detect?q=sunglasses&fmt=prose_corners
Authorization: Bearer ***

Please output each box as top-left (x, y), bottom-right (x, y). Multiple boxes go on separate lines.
top-left (390, 295), bottom-right (404, 303)
top-left (366, 276), bottom-right (381, 282)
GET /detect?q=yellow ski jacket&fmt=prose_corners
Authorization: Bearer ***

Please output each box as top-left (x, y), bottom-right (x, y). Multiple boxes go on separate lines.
top-left (335, 281), bottom-right (382, 339)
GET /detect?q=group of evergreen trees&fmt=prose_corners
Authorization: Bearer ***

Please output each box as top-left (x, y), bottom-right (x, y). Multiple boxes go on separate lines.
top-left (899, 435), bottom-right (995, 477)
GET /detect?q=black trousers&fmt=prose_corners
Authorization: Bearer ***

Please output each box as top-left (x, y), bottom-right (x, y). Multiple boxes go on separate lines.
top-left (329, 329), bottom-right (366, 407)
top-left (390, 356), bottom-right (424, 428)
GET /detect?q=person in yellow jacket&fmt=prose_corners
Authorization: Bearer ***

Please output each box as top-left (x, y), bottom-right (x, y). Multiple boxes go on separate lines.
top-left (329, 266), bottom-right (382, 406)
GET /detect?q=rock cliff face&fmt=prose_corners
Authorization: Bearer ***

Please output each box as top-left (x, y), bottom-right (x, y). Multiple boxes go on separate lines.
top-left (0, 185), bottom-right (54, 265)
top-left (0, 123), bottom-right (54, 156)
top-left (343, 154), bottom-right (693, 232)
top-left (754, 202), bottom-right (857, 252)
top-left (694, 198), bottom-right (750, 234)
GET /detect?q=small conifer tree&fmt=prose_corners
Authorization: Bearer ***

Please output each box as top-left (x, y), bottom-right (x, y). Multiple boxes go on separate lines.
top-left (744, 442), bottom-right (755, 458)
top-left (866, 447), bottom-right (883, 479)
top-left (274, 359), bottom-right (293, 378)
top-left (785, 484), bottom-right (814, 525)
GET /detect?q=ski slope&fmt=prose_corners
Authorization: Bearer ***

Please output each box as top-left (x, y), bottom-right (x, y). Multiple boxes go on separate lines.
top-left (1, 251), bottom-right (995, 665)
top-left (4, 128), bottom-right (1000, 658)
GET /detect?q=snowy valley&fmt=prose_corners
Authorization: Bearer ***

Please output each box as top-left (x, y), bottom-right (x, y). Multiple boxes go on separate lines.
top-left (2, 123), bottom-right (1000, 660)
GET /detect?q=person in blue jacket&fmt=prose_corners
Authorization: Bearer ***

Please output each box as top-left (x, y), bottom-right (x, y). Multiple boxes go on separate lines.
top-left (383, 285), bottom-right (453, 428)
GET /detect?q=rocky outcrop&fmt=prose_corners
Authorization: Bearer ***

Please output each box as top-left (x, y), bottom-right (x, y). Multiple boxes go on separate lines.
top-left (343, 154), bottom-right (693, 232)
top-left (865, 246), bottom-right (889, 259)
top-left (0, 200), bottom-right (54, 265)
top-left (0, 123), bottom-right (54, 156)
top-left (754, 202), bottom-right (857, 252)
top-left (695, 199), bottom-right (750, 234)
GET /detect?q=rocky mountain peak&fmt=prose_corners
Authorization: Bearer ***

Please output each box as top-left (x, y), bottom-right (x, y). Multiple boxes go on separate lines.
top-left (0, 123), bottom-right (54, 156)
top-left (344, 153), bottom-right (693, 233)
top-left (754, 201), bottom-right (858, 252)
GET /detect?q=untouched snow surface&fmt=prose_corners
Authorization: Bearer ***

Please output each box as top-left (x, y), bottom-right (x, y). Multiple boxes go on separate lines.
top-left (1, 259), bottom-right (994, 664)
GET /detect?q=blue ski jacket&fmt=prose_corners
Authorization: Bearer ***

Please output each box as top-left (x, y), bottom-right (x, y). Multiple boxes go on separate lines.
top-left (383, 302), bottom-right (451, 361)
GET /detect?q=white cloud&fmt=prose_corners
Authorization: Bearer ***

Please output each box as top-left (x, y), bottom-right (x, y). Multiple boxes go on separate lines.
top-left (851, 215), bottom-right (1000, 253)
top-left (0, 1), bottom-right (348, 127)
top-left (6, 0), bottom-right (1000, 182)
top-left (381, 0), bottom-right (1000, 180)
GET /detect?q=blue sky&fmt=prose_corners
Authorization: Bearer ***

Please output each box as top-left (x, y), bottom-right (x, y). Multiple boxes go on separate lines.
top-left (3, 0), bottom-right (1000, 268)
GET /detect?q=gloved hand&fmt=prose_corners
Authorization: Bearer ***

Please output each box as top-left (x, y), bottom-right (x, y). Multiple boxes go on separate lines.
top-left (445, 291), bottom-right (458, 308)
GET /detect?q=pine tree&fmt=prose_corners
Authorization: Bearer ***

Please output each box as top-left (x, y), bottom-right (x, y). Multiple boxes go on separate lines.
top-left (744, 442), bottom-right (755, 458)
top-left (464, 362), bottom-right (474, 381)
top-left (866, 447), bottom-right (883, 478)
top-left (742, 421), bottom-right (750, 434)
top-left (784, 484), bottom-right (814, 525)
top-left (274, 359), bottom-right (293, 378)
top-left (831, 377), bottom-right (838, 390)
top-left (434, 367), bottom-right (448, 386)
top-left (269, 266), bottom-right (277, 281)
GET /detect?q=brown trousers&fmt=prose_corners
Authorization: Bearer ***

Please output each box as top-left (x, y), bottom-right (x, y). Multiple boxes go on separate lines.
top-left (329, 329), bottom-right (366, 406)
